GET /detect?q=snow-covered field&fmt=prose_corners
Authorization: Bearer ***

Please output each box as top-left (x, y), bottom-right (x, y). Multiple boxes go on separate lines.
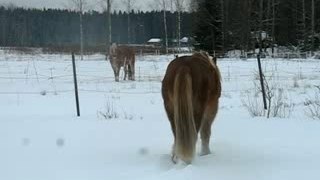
top-left (1, 51), bottom-right (320, 180)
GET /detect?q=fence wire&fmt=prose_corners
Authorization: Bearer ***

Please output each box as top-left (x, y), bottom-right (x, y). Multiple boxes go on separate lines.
top-left (0, 55), bottom-right (319, 96)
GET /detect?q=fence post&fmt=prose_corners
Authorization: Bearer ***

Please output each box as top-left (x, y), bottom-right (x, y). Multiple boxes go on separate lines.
top-left (257, 54), bottom-right (267, 110)
top-left (72, 52), bottom-right (80, 117)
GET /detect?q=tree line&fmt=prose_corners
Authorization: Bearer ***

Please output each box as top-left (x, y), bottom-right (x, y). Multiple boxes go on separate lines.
top-left (1, 0), bottom-right (320, 55)
top-left (0, 6), bottom-right (192, 51)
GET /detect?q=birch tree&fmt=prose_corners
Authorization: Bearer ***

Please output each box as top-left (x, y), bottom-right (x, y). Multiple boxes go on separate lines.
top-left (122, 0), bottom-right (135, 44)
top-left (154, 0), bottom-right (169, 54)
top-left (173, 0), bottom-right (186, 53)
top-left (70, 0), bottom-right (87, 60)
top-left (271, 0), bottom-right (277, 55)
top-left (100, 0), bottom-right (113, 54)
top-left (162, 0), bottom-right (169, 54)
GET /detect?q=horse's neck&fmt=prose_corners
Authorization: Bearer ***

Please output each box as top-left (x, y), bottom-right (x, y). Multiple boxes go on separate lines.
top-left (193, 53), bottom-right (220, 79)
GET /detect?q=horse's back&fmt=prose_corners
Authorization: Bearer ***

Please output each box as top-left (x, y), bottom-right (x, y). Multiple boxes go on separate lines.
top-left (163, 55), bottom-right (220, 99)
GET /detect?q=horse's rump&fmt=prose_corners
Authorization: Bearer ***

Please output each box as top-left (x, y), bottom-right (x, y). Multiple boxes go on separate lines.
top-left (161, 52), bottom-right (221, 164)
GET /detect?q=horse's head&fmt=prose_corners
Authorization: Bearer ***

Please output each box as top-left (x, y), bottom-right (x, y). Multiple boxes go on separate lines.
top-left (201, 51), bottom-right (217, 65)
top-left (109, 43), bottom-right (117, 56)
top-left (194, 51), bottom-right (218, 66)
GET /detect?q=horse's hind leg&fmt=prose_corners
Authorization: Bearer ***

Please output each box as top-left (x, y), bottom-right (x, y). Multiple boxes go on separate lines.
top-left (200, 100), bottom-right (218, 156)
top-left (171, 141), bottom-right (178, 164)
top-left (130, 61), bottom-right (135, 81)
top-left (123, 65), bottom-right (128, 80)
top-left (164, 99), bottom-right (177, 163)
top-left (128, 64), bottom-right (132, 80)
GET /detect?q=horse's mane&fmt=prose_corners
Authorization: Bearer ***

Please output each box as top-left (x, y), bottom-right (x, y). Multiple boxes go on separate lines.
top-left (192, 51), bottom-right (221, 81)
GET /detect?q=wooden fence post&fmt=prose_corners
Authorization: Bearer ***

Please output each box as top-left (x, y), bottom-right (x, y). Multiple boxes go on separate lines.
top-left (72, 53), bottom-right (80, 116)
top-left (257, 54), bottom-right (267, 110)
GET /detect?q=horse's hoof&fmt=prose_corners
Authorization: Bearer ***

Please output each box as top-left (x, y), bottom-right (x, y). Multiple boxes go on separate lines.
top-left (171, 155), bottom-right (178, 164)
top-left (200, 150), bottom-right (211, 156)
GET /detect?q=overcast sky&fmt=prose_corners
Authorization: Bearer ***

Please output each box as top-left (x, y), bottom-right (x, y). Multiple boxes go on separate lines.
top-left (0, 0), bottom-right (163, 12)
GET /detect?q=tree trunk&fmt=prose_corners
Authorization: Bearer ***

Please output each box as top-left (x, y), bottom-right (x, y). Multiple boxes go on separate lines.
top-left (266, 0), bottom-right (271, 53)
top-left (127, 12), bottom-right (130, 44)
top-left (220, 0), bottom-right (225, 55)
top-left (267, 0), bottom-right (271, 22)
top-left (177, 10), bottom-right (181, 53)
top-left (271, 0), bottom-right (276, 56)
top-left (244, 0), bottom-right (252, 52)
top-left (170, 0), bottom-right (174, 12)
top-left (80, 9), bottom-right (83, 60)
top-left (123, 0), bottom-right (133, 44)
top-left (302, 0), bottom-right (306, 43)
top-left (107, 0), bottom-right (112, 53)
top-left (1, 14), bottom-right (6, 45)
top-left (258, 0), bottom-right (264, 54)
top-left (311, 0), bottom-right (315, 56)
top-left (164, 10), bottom-right (168, 54)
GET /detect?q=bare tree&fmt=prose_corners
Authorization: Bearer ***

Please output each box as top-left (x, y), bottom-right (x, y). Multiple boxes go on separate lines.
top-left (162, 0), bottom-right (169, 54)
top-left (173, 0), bottom-right (186, 53)
top-left (169, 0), bottom-right (174, 12)
top-left (271, 0), bottom-right (277, 55)
top-left (100, 0), bottom-right (113, 54)
top-left (153, 0), bottom-right (169, 54)
top-left (70, 0), bottom-right (87, 60)
top-left (302, 0), bottom-right (306, 47)
top-left (220, 0), bottom-right (225, 54)
top-left (311, 0), bottom-right (315, 55)
top-left (258, 0), bottom-right (264, 54)
top-left (122, 0), bottom-right (135, 44)
top-left (188, 0), bottom-right (200, 12)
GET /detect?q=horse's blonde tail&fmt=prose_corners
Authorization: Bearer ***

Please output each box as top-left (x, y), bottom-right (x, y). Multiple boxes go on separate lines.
top-left (173, 68), bottom-right (197, 164)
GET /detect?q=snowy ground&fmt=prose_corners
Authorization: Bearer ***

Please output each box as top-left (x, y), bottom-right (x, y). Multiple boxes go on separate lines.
top-left (0, 51), bottom-right (320, 180)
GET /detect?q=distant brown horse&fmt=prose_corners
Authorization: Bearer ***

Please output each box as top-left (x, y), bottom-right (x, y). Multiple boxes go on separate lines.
top-left (108, 43), bottom-right (135, 82)
top-left (161, 52), bottom-right (221, 164)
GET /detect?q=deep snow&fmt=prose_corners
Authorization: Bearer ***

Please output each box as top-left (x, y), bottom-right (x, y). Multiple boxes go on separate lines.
top-left (0, 51), bottom-right (320, 180)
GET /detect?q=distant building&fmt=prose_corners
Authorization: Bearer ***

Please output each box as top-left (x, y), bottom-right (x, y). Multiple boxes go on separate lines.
top-left (180, 37), bottom-right (189, 43)
top-left (147, 38), bottom-right (162, 47)
top-left (169, 37), bottom-right (191, 47)
top-left (180, 37), bottom-right (191, 47)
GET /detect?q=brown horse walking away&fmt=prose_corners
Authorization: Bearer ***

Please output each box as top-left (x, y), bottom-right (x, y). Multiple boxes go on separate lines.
top-left (162, 52), bottom-right (221, 164)
top-left (108, 43), bottom-right (135, 82)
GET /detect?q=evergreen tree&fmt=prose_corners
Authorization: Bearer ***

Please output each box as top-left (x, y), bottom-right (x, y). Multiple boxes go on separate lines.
top-left (193, 0), bottom-right (223, 55)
